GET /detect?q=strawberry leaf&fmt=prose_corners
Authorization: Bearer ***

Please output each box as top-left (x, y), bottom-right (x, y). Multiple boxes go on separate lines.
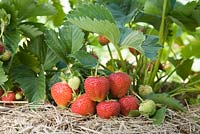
top-left (72, 50), bottom-right (98, 68)
top-left (128, 110), bottom-right (140, 117)
top-left (51, 0), bottom-right (65, 27)
top-left (146, 93), bottom-right (185, 111)
top-left (68, 17), bottom-right (120, 45)
top-left (68, 3), bottom-right (115, 23)
top-left (45, 24), bottom-right (84, 63)
top-left (11, 0), bottom-right (56, 20)
top-left (16, 50), bottom-right (41, 73)
top-left (151, 107), bottom-right (166, 125)
top-left (120, 30), bottom-right (145, 52)
top-left (11, 65), bottom-right (46, 102)
top-left (142, 35), bottom-right (162, 60)
top-left (3, 31), bottom-right (20, 54)
top-left (19, 24), bottom-right (43, 38)
top-left (59, 24), bottom-right (84, 54)
top-left (0, 61), bottom-right (8, 85)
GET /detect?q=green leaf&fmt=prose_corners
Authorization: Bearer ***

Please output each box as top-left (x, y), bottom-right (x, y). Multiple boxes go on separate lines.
top-left (43, 48), bottom-right (59, 70)
top-left (12, 0), bottom-right (56, 20)
top-left (146, 93), bottom-right (185, 111)
top-left (171, 1), bottom-right (200, 31)
top-left (23, 35), bottom-right (59, 70)
top-left (19, 24), bottom-right (43, 38)
top-left (143, 0), bottom-right (175, 16)
top-left (176, 59), bottom-right (193, 80)
top-left (72, 50), bottom-right (98, 68)
top-left (45, 24), bottom-right (84, 63)
top-left (103, 0), bottom-right (140, 26)
top-left (142, 35), bottom-right (162, 60)
top-left (59, 24), bottom-right (84, 54)
top-left (68, 17), bottom-right (120, 45)
top-left (44, 29), bottom-right (67, 63)
top-left (134, 12), bottom-right (161, 30)
top-left (11, 65), bottom-right (46, 102)
top-left (171, 87), bottom-right (200, 97)
top-left (3, 30), bottom-right (20, 54)
top-left (0, 61), bottom-right (8, 85)
top-left (120, 30), bottom-right (145, 52)
top-left (144, 0), bottom-right (163, 16)
top-left (68, 3), bottom-right (115, 23)
top-left (152, 107), bottom-right (166, 125)
top-left (16, 50), bottom-right (41, 73)
top-left (128, 110), bottom-right (140, 117)
top-left (51, 0), bottom-right (65, 26)
top-left (181, 41), bottom-right (200, 58)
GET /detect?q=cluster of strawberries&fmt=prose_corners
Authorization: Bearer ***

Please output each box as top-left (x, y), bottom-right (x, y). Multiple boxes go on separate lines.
top-left (51, 72), bottom-right (140, 119)
top-left (0, 88), bottom-right (25, 101)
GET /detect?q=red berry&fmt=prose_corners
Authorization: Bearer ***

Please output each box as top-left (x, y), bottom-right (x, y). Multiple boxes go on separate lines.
top-left (96, 100), bottom-right (120, 119)
top-left (0, 42), bottom-right (4, 54)
top-left (119, 95), bottom-right (139, 116)
top-left (51, 82), bottom-right (73, 108)
top-left (128, 47), bottom-right (140, 55)
top-left (109, 72), bottom-right (131, 98)
top-left (98, 35), bottom-right (110, 45)
top-left (84, 76), bottom-right (109, 102)
top-left (1, 91), bottom-right (16, 101)
top-left (71, 93), bottom-right (96, 116)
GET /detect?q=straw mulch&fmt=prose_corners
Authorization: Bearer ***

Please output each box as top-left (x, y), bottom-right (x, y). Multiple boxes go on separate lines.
top-left (0, 103), bottom-right (199, 134)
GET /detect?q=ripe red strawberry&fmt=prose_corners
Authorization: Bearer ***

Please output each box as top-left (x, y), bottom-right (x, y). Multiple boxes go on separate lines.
top-left (51, 82), bottom-right (73, 108)
top-left (128, 47), bottom-right (140, 55)
top-left (96, 100), bottom-right (120, 119)
top-left (0, 42), bottom-right (4, 54)
top-left (119, 95), bottom-right (139, 116)
top-left (71, 93), bottom-right (96, 116)
top-left (84, 76), bottom-right (109, 102)
top-left (0, 88), bottom-right (4, 97)
top-left (98, 35), bottom-right (110, 45)
top-left (109, 72), bottom-right (131, 98)
top-left (1, 91), bottom-right (16, 101)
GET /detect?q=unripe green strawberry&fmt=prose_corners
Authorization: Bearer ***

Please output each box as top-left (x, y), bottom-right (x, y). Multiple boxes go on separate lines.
top-left (51, 82), bottom-right (73, 108)
top-left (96, 100), bottom-right (120, 119)
top-left (71, 93), bottom-right (96, 116)
top-left (109, 72), bottom-right (131, 98)
top-left (1, 50), bottom-right (11, 61)
top-left (84, 76), bottom-right (109, 102)
top-left (119, 95), bottom-right (139, 116)
top-left (139, 85), bottom-right (153, 98)
top-left (98, 35), bottom-right (110, 45)
top-left (68, 76), bottom-right (81, 90)
top-left (139, 100), bottom-right (156, 117)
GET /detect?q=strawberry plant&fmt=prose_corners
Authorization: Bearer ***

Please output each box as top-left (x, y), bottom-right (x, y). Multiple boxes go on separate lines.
top-left (0, 0), bottom-right (200, 126)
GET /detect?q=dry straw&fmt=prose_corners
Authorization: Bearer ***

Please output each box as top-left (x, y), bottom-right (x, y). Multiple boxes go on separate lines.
top-left (0, 103), bottom-right (199, 134)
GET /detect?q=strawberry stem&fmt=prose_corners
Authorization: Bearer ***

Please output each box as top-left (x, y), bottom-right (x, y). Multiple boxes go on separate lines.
top-left (131, 90), bottom-right (144, 102)
top-left (107, 45), bottom-right (115, 71)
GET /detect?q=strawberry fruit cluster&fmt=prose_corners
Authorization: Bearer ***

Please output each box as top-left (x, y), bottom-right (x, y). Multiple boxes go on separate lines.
top-left (50, 72), bottom-right (142, 119)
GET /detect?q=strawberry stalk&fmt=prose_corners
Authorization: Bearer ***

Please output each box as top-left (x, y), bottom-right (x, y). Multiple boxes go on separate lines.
top-left (115, 45), bottom-right (127, 72)
top-left (148, 0), bottom-right (168, 87)
top-left (106, 44), bottom-right (115, 71)
top-left (131, 90), bottom-right (144, 102)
